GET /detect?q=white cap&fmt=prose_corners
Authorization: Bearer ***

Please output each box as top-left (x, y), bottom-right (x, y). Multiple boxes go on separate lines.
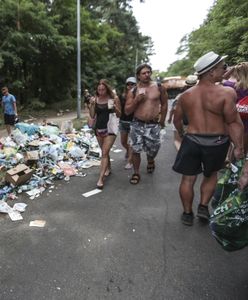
top-left (126, 77), bottom-right (136, 84)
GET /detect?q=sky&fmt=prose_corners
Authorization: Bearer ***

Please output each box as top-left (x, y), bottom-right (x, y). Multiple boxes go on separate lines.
top-left (132, 0), bottom-right (215, 71)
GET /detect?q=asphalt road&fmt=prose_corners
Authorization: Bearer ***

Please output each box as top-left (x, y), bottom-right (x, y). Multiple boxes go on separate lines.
top-left (0, 126), bottom-right (248, 300)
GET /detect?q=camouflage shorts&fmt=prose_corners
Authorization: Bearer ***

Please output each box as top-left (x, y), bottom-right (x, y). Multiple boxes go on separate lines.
top-left (130, 119), bottom-right (161, 158)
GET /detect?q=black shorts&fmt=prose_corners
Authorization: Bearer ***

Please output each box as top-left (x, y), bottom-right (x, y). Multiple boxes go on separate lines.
top-left (4, 114), bottom-right (15, 126)
top-left (172, 134), bottom-right (230, 177)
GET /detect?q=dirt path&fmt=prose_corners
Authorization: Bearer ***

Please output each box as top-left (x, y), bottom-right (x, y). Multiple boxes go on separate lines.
top-left (0, 109), bottom-right (88, 137)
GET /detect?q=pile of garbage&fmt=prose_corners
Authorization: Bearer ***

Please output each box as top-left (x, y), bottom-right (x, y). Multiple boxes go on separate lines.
top-left (0, 121), bottom-right (101, 218)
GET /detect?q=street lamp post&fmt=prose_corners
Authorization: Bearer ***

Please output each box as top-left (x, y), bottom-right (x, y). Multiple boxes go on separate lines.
top-left (77, 0), bottom-right (81, 119)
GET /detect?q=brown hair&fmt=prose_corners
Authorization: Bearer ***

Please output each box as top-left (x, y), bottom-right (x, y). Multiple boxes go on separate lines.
top-left (233, 62), bottom-right (248, 90)
top-left (135, 63), bottom-right (152, 77)
top-left (95, 79), bottom-right (115, 98)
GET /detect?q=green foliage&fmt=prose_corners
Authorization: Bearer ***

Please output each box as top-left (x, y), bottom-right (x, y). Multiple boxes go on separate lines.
top-left (0, 0), bottom-right (152, 107)
top-left (166, 0), bottom-right (248, 76)
top-left (26, 98), bottom-right (46, 110)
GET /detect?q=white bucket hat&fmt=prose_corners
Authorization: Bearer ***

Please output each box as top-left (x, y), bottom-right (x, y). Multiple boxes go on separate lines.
top-left (126, 77), bottom-right (136, 84)
top-left (194, 51), bottom-right (228, 76)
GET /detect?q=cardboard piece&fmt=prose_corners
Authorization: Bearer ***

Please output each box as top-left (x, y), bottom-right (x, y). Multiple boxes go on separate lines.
top-left (5, 164), bottom-right (34, 186)
top-left (24, 151), bottom-right (39, 162)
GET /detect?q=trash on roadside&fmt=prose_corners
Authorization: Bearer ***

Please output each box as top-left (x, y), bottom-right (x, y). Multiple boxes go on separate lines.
top-left (5, 164), bottom-right (34, 186)
top-left (24, 151), bottom-right (39, 163)
top-left (13, 202), bottom-right (27, 212)
top-left (8, 210), bottom-right (23, 221)
top-left (0, 118), bottom-right (102, 221)
top-left (82, 189), bottom-right (102, 197)
top-left (29, 220), bottom-right (46, 227)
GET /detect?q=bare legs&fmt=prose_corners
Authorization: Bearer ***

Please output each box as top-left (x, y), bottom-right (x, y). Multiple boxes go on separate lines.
top-left (96, 135), bottom-right (116, 187)
top-left (179, 172), bottom-right (217, 213)
top-left (120, 131), bottom-right (132, 165)
top-left (132, 152), bottom-right (141, 175)
top-left (200, 172), bottom-right (217, 206)
top-left (6, 124), bottom-right (12, 136)
top-left (179, 175), bottom-right (197, 213)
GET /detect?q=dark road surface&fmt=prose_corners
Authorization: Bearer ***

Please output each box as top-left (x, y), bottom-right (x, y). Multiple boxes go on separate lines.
top-left (0, 126), bottom-right (247, 300)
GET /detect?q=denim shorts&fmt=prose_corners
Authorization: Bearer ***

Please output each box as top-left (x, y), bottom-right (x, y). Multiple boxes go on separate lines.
top-left (119, 120), bottom-right (131, 133)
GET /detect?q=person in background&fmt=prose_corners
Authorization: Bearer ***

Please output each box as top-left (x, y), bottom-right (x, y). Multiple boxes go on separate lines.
top-left (1, 86), bottom-right (17, 136)
top-left (88, 79), bottom-right (121, 189)
top-left (223, 62), bottom-right (248, 154)
top-left (119, 77), bottom-right (136, 169)
top-left (125, 63), bottom-right (168, 184)
top-left (173, 51), bottom-right (244, 226)
top-left (167, 75), bottom-right (198, 150)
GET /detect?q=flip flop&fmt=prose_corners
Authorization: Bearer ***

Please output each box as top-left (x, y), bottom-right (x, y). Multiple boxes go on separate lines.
top-left (129, 173), bottom-right (140, 185)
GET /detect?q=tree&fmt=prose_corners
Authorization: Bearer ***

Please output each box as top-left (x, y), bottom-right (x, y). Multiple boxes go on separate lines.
top-left (166, 0), bottom-right (248, 76)
top-left (0, 0), bottom-right (153, 106)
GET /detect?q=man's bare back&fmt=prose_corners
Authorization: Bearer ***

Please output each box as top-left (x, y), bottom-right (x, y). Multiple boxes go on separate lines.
top-left (176, 82), bottom-right (238, 134)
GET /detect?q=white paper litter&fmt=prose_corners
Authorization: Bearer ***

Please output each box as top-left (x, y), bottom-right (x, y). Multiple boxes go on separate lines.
top-left (13, 203), bottom-right (27, 212)
top-left (0, 201), bottom-right (12, 214)
top-left (8, 211), bottom-right (23, 221)
top-left (29, 220), bottom-right (46, 227)
top-left (82, 189), bottom-right (102, 197)
top-left (0, 201), bottom-right (27, 221)
top-left (26, 188), bottom-right (41, 197)
top-left (113, 149), bottom-right (123, 153)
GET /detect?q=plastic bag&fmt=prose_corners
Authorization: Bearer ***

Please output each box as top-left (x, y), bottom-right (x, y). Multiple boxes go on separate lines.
top-left (210, 187), bottom-right (248, 251)
top-left (107, 113), bottom-right (119, 135)
top-left (61, 120), bottom-right (73, 134)
top-left (12, 128), bottom-right (28, 145)
top-left (15, 122), bottom-right (40, 136)
top-left (40, 125), bottom-right (60, 136)
top-left (211, 160), bottom-right (244, 209)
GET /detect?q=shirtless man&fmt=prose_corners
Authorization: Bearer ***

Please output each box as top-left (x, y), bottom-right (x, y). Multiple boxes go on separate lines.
top-left (125, 63), bottom-right (168, 184)
top-left (173, 51), bottom-right (244, 226)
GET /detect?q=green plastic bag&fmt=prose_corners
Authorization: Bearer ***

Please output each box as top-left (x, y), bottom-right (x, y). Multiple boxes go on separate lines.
top-left (210, 186), bottom-right (248, 251)
top-left (211, 160), bottom-right (244, 209)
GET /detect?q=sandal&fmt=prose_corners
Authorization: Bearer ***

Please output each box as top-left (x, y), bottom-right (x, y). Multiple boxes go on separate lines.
top-left (147, 161), bottom-right (155, 173)
top-left (129, 173), bottom-right (140, 185)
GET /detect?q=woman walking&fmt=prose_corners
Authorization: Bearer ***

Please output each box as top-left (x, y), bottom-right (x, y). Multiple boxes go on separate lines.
top-left (119, 77), bottom-right (136, 169)
top-left (88, 79), bottom-right (121, 189)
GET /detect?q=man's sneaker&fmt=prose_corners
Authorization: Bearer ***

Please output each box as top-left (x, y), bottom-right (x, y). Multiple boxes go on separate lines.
top-left (181, 212), bottom-right (194, 226)
top-left (197, 204), bottom-right (210, 221)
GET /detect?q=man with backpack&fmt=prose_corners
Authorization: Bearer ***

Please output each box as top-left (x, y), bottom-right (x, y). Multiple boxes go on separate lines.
top-left (125, 63), bottom-right (168, 184)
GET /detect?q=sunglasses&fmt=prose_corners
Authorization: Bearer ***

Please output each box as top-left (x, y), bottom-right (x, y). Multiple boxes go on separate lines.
top-left (126, 82), bottom-right (135, 86)
top-left (223, 63), bottom-right (228, 71)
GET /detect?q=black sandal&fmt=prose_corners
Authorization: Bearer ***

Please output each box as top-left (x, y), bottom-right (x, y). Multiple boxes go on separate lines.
top-left (129, 173), bottom-right (140, 185)
top-left (147, 161), bottom-right (155, 173)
